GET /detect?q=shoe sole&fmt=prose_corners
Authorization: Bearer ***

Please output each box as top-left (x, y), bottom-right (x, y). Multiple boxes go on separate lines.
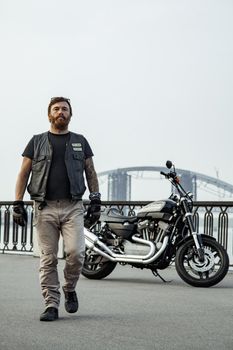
top-left (40, 317), bottom-right (58, 321)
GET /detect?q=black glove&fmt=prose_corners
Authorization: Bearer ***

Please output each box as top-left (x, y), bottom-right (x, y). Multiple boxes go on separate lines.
top-left (86, 192), bottom-right (101, 225)
top-left (13, 201), bottom-right (28, 227)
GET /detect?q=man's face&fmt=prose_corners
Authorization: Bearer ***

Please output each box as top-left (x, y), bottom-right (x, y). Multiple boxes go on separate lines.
top-left (48, 101), bottom-right (71, 130)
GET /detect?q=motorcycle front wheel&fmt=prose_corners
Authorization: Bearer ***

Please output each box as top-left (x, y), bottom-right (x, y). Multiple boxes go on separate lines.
top-left (82, 249), bottom-right (117, 279)
top-left (175, 236), bottom-right (229, 287)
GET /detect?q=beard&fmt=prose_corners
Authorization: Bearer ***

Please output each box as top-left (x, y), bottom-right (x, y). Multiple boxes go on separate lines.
top-left (49, 115), bottom-right (71, 130)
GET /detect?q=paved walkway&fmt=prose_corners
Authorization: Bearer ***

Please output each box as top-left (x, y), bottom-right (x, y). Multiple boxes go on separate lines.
top-left (0, 254), bottom-right (233, 350)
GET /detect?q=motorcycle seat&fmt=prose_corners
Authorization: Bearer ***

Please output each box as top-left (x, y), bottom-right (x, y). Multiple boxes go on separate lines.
top-left (100, 208), bottom-right (137, 224)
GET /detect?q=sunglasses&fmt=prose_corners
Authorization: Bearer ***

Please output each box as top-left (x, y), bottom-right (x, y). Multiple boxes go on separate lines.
top-left (50, 97), bottom-right (71, 103)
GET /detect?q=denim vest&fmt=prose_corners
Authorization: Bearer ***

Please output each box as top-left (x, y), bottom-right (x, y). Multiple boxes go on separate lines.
top-left (27, 131), bottom-right (86, 201)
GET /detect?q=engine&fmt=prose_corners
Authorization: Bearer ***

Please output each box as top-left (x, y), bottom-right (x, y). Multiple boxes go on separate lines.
top-left (99, 218), bottom-right (171, 257)
top-left (137, 219), bottom-right (170, 246)
top-left (122, 240), bottom-right (151, 256)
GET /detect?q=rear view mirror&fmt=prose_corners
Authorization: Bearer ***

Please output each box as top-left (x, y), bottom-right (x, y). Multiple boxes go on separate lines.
top-left (166, 160), bottom-right (173, 169)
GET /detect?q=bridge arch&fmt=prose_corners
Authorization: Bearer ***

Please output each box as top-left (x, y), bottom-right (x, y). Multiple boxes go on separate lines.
top-left (98, 166), bottom-right (233, 200)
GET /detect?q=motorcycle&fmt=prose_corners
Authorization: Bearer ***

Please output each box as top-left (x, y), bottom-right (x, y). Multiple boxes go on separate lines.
top-left (82, 161), bottom-right (229, 287)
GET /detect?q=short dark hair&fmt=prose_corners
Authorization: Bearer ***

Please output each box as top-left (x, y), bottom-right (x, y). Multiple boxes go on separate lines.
top-left (48, 97), bottom-right (72, 116)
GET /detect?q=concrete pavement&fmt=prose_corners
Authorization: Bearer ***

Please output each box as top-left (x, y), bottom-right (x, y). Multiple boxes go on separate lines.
top-left (0, 254), bottom-right (233, 350)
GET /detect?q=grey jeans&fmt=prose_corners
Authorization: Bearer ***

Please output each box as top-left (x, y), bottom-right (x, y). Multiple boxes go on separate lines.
top-left (34, 199), bottom-right (85, 309)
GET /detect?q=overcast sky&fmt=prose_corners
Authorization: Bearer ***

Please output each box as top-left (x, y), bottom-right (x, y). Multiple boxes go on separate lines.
top-left (1, 0), bottom-right (233, 201)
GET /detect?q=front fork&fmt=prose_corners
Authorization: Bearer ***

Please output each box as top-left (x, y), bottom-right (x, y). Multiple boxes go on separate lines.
top-left (182, 201), bottom-right (205, 262)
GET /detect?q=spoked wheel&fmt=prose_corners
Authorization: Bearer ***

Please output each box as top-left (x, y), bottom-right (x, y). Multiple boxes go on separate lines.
top-left (82, 249), bottom-right (117, 279)
top-left (175, 236), bottom-right (229, 287)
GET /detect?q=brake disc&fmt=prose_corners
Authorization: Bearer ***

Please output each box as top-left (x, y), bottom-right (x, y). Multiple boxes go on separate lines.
top-left (188, 247), bottom-right (215, 272)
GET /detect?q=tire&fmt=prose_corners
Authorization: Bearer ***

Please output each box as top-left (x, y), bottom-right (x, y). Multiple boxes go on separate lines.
top-left (175, 236), bottom-right (229, 287)
top-left (82, 250), bottom-right (117, 279)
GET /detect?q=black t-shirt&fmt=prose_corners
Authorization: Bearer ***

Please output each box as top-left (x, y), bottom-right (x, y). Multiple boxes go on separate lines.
top-left (23, 132), bottom-right (93, 200)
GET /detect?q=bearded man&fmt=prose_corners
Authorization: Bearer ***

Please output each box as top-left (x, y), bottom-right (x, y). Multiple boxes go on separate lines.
top-left (13, 97), bottom-right (101, 321)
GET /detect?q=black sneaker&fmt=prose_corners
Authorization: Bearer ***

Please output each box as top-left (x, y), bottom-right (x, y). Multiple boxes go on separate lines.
top-left (40, 307), bottom-right (58, 321)
top-left (63, 289), bottom-right (79, 313)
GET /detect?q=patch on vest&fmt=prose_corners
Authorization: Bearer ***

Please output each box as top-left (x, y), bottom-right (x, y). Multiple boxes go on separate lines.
top-left (72, 143), bottom-right (82, 151)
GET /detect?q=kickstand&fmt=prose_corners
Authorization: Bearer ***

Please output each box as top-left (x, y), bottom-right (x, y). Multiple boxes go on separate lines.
top-left (152, 270), bottom-right (172, 283)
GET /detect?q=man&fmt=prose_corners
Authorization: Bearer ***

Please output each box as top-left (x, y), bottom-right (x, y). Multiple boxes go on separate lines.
top-left (13, 97), bottom-right (101, 321)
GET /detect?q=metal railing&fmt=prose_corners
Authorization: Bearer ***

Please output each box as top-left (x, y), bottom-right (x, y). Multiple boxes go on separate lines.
top-left (1, 201), bottom-right (233, 265)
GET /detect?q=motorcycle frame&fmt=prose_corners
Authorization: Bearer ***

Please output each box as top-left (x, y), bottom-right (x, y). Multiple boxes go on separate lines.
top-left (167, 172), bottom-right (205, 261)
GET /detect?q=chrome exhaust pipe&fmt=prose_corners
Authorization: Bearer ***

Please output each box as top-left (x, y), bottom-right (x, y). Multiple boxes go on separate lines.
top-left (84, 228), bottom-right (168, 264)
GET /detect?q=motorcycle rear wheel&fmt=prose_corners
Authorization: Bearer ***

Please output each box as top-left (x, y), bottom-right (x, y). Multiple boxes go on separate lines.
top-left (82, 250), bottom-right (117, 279)
top-left (175, 236), bottom-right (229, 287)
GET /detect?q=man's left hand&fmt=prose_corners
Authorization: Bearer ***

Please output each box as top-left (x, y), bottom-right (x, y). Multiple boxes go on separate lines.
top-left (86, 192), bottom-right (101, 224)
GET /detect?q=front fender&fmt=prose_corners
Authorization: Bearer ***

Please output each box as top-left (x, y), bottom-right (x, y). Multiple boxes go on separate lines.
top-left (187, 233), bottom-right (216, 241)
top-left (177, 233), bottom-right (216, 249)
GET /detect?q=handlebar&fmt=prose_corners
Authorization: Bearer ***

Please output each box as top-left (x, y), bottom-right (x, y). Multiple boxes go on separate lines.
top-left (160, 170), bottom-right (180, 184)
top-left (161, 170), bottom-right (193, 201)
top-left (160, 161), bottom-right (193, 202)
top-left (160, 170), bottom-right (177, 179)
top-left (160, 171), bottom-right (167, 177)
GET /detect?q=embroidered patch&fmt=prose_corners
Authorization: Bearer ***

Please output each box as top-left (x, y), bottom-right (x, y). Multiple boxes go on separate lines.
top-left (72, 143), bottom-right (82, 151)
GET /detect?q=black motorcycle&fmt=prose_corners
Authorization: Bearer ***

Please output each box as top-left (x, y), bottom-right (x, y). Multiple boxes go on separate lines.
top-left (82, 161), bottom-right (229, 287)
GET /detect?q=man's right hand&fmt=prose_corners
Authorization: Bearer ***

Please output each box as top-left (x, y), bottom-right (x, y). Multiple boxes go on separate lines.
top-left (13, 201), bottom-right (28, 227)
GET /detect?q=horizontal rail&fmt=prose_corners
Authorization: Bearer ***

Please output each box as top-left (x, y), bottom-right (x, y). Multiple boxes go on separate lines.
top-left (1, 201), bottom-right (233, 265)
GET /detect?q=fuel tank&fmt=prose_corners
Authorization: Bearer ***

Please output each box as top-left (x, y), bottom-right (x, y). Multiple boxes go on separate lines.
top-left (137, 199), bottom-right (177, 220)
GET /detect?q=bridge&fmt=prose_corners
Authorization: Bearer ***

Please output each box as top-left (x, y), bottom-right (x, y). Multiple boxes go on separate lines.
top-left (98, 166), bottom-right (233, 201)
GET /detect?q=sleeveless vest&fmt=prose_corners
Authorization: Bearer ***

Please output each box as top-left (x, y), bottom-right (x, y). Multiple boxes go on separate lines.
top-left (27, 131), bottom-right (86, 201)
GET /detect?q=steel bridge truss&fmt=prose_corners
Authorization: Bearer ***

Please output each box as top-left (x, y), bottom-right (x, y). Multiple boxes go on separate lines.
top-left (98, 166), bottom-right (233, 201)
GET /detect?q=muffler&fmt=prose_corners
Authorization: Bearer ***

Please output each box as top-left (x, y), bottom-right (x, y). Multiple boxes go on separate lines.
top-left (84, 228), bottom-right (168, 264)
